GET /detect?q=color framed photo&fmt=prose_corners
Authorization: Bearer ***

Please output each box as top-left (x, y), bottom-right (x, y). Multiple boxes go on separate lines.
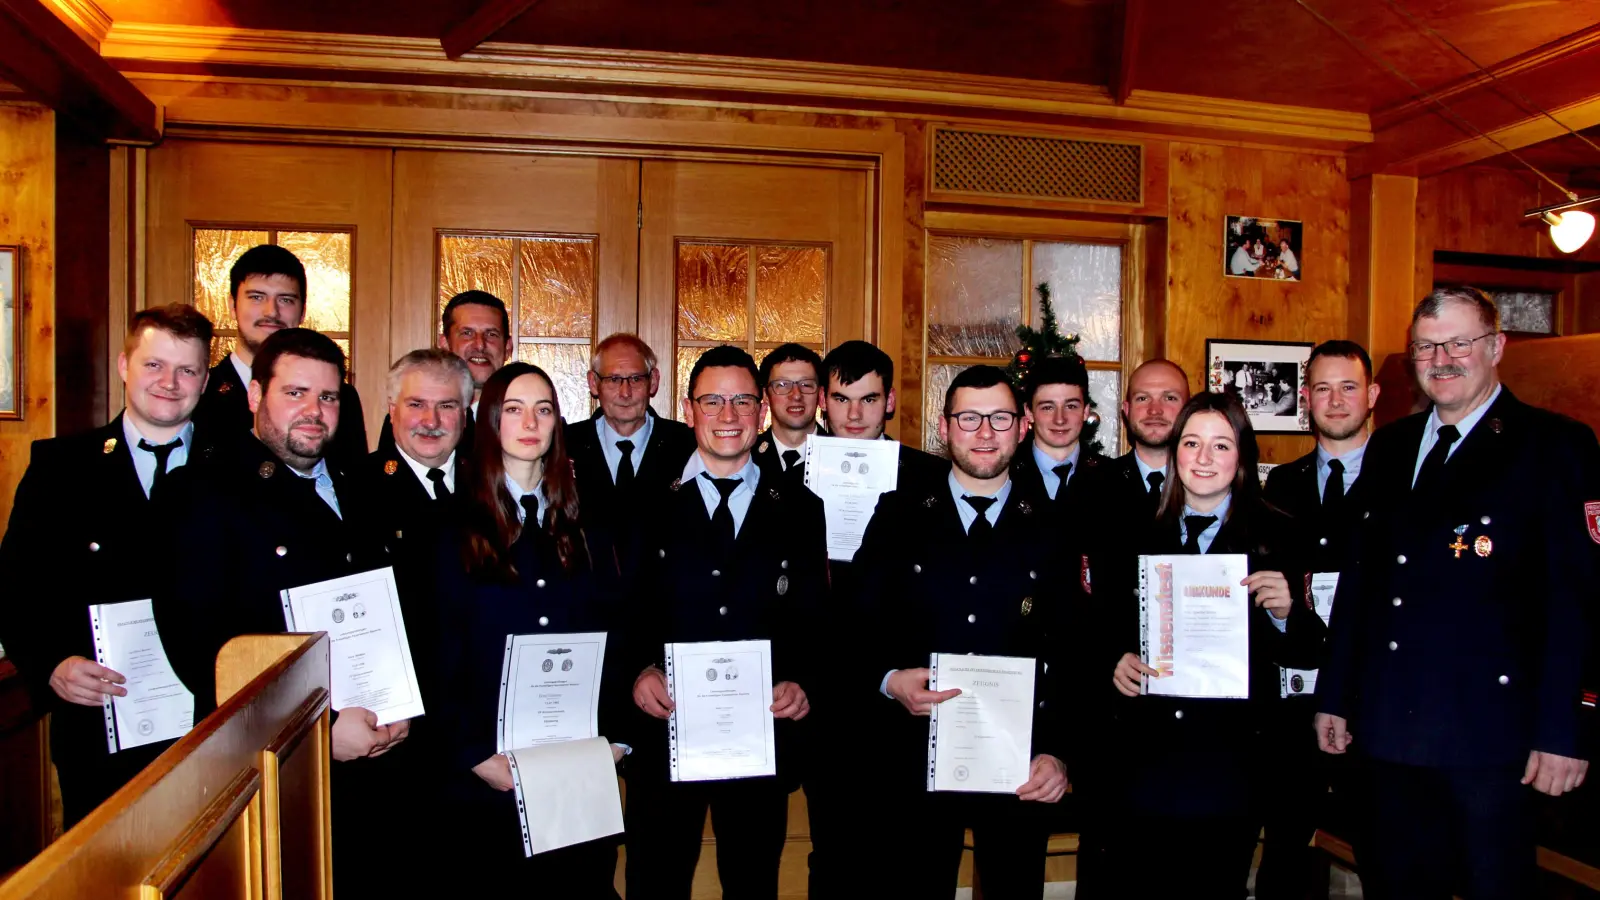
top-left (1225, 215), bottom-right (1302, 281)
top-left (1206, 339), bottom-right (1313, 434)
top-left (0, 247), bottom-right (19, 420)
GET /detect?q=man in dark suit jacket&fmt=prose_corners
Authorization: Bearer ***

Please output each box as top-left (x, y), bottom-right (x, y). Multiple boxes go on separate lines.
top-left (193, 244), bottom-right (368, 471)
top-left (374, 289), bottom-right (510, 457)
top-left (1317, 288), bottom-right (1600, 900)
top-left (624, 346), bottom-right (827, 900)
top-left (752, 342), bottom-right (826, 488)
top-left (154, 328), bottom-right (404, 900)
top-left (0, 304), bottom-right (218, 826)
top-left (1010, 355), bottom-right (1112, 507)
top-left (858, 365), bottom-right (1073, 899)
top-left (565, 332), bottom-right (695, 525)
top-left (1256, 340), bottom-right (1379, 900)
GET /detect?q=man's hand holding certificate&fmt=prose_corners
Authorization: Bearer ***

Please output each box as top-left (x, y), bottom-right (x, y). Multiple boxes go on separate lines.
top-left (803, 434), bottom-right (898, 561)
top-left (662, 639), bottom-right (782, 782)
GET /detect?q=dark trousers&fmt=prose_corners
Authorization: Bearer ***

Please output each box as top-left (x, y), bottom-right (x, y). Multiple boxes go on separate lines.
top-left (435, 771), bottom-right (620, 898)
top-left (1356, 759), bottom-right (1534, 900)
top-left (1100, 815), bottom-right (1258, 899)
top-left (802, 703), bottom-right (878, 897)
top-left (888, 789), bottom-right (1049, 900)
top-left (1255, 708), bottom-right (1331, 900)
top-left (623, 774), bottom-right (789, 900)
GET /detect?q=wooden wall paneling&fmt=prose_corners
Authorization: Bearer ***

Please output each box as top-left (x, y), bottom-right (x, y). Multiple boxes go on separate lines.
top-left (1140, 218), bottom-right (1168, 363)
top-left (146, 140), bottom-right (393, 447)
top-left (52, 118), bottom-right (109, 436)
top-left (889, 119), bottom-right (923, 445)
top-left (1350, 173), bottom-right (1418, 371)
top-left (0, 104), bottom-right (57, 538)
top-left (1165, 142), bottom-right (1350, 464)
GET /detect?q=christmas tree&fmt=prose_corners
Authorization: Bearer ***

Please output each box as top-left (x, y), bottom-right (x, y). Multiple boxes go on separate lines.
top-left (1006, 281), bottom-right (1103, 454)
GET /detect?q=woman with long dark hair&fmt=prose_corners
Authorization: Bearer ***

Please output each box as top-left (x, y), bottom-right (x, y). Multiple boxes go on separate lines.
top-left (1096, 392), bottom-right (1325, 896)
top-left (432, 362), bottom-right (626, 891)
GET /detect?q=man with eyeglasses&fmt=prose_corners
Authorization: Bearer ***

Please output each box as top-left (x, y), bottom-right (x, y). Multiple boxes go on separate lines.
top-left (376, 289), bottom-right (511, 456)
top-left (1316, 286), bottom-right (1600, 900)
top-left (752, 343), bottom-right (826, 487)
top-left (852, 364), bottom-right (1073, 898)
top-left (624, 344), bottom-right (827, 900)
top-left (567, 332), bottom-right (696, 525)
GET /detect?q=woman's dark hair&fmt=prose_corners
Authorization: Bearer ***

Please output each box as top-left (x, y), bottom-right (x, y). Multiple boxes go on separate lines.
top-left (462, 362), bottom-right (586, 579)
top-left (1155, 392), bottom-right (1261, 530)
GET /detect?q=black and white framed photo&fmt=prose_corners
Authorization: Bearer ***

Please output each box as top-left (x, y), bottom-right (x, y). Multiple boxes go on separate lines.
top-left (1206, 339), bottom-right (1313, 434)
top-left (1225, 215), bottom-right (1302, 282)
top-left (0, 247), bottom-right (19, 420)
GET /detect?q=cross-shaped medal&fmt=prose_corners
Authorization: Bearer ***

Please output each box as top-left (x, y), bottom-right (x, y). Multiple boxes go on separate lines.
top-left (1449, 524), bottom-right (1469, 558)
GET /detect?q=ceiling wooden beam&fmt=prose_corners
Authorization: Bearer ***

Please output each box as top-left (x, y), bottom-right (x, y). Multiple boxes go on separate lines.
top-left (0, 0), bottom-right (158, 143)
top-left (441, 0), bottom-right (542, 60)
top-left (1110, 0), bottom-right (1143, 106)
top-left (1353, 27), bottom-right (1600, 178)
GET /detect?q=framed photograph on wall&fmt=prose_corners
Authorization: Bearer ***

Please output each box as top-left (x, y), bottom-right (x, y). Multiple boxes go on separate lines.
top-left (1225, 215), bottom-right (1302, 282)
top-left (0, 247), bottom-right (19, 420)
top-left (1206, 339), bottom-right (1313, 434)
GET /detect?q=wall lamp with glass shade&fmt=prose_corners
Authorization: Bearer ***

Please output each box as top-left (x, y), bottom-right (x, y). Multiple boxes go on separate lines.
top-left (1525, 194), bottom-right (1600, 254)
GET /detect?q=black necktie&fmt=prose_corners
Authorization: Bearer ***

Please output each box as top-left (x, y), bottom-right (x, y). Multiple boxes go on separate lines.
top-left (1183, 515), bottom-right (1218, 554)
top-left (615, 439), bottom-right (636, 489)
top-left (427, 467), bottom-right (451, 501)
top-left (1413, 424), bottom-right (1461, 495)
top-left (1052, 462), bottom-right (1074, 502)
top-left (782, 449), bottom-right (801, 472)
top-left (704, 474), bottom-right (742, 553)
top-left (1146, 470), bottom-right (1165, 511)
top-left (138, 438), bottom-right (182, 493)
top-left (1323, 458), bottom-right (1345, 508)
top-left (519, 493), bottom-right (543, 529)
top-left (963, 495), bottom-right (997, 539)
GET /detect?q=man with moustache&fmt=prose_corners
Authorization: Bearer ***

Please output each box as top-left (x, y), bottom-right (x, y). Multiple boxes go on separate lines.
top-left (752, 343), bottom-right (825, 488)
top-left (1255, 340), bottom-right (1379, 900)
top-left (194, 245), bottom-right (368, 469)
top-left (1317, 287), bottom-right (1600, 900)
top-left (1010, 355), bottom-right (1109, 506)
top-left (566, 333), bottom-right (696, 525)
top-left (375, 290), bottom-right (510, 455)
top-left (0, 305), bottom-right (218, 826)
top-left (855, 365), bottom-right (1073, 898)
top-left (154, 328), bottom-right (404, 899)
top-left (625, 345), bottom-right (827, 900)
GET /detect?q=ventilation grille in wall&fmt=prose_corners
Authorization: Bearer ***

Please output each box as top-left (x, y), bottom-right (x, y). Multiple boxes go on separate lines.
top-left (931, 127), bottom-right (1143, 205)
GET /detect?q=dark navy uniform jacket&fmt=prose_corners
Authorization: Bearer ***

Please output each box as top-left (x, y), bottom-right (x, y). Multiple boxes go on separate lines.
top-left (1319, 388), bottom-right (1600, 768)
top-left (565, 408), bottom-right (696, 527)
top-left (1007, 435), bottom-right (1111, 509)
top-left (1263, 447), bottom-right (1371, 578)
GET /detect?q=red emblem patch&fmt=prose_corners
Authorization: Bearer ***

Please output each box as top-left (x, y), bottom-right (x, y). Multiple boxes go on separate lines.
top-left (1080, 555), bottom-right (1092, 595)
top-left (1587, 502), bottom-right (1600, 545)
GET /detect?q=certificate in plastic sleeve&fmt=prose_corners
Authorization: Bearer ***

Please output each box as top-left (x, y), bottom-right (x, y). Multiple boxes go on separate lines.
top-left (1139, 553), bottom-right (1251, 699)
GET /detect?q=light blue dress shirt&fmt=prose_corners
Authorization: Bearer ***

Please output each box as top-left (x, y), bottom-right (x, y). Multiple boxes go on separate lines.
top-left (1032, 442), bottom-right (1080, 501)
top-left (504, 474), bottom-right (547, 526)
top-left (681, 452), bottom-right (762, 536)
top-left (947, 471), bottom-right (1011, 533)
top-left (290, 458), bottom-right (341, 519)
top-left (1315, 441), bottom-right (1367, 500)
top-left (1412, 382), bottom-right (1502, 488)
top-left (599, 413), bottom-right (654, 484)
top-left (123, 415), bottom-right (193, 498)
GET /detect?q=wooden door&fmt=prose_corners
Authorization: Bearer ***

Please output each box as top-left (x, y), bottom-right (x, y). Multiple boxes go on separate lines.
top-left (390, 151), bottom-right (639, 421)
top-left (639, 160), bottom-right (871, 419)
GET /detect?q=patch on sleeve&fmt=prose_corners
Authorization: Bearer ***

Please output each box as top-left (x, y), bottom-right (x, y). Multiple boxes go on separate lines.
top-left (1582, 690), bottom-right (1597, 709)
top-left (1080, 555), bottom-right (1092, 595)
top-left (1305, 572), bottom-right (1315, 610)
top-left (1587, 501), bottom-right (1600, 545)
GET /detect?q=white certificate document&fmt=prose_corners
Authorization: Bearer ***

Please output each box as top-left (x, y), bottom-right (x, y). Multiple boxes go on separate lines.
top-left (926, 653), bottom-right (1035, 794)
top-left (1281, 573), bottom-right (1339, 698)
top-left (664, 639), bottom-right (776, 782)
top-left (280, 568), bottom-right (424, 726)
top-left (803, 434), bottom-right (899, 561)
top-left (497, 632), bottom-right (607, 753)
top-left (1139, 553), bottom-right (1252, 699)
top-left (88, 599), bottom-right (194, 753)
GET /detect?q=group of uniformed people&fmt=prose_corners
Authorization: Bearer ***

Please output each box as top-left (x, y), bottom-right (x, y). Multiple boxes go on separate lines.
top-left (1, 241), bottom-right (1595, 900)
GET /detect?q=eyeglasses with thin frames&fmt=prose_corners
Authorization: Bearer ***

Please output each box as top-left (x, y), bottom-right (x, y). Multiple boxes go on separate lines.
top-left (1408, 332), bottom-right (1497, 361)
top-left (767, 379), bottom-right (819, 396)
top-left (948, 410), bottom-right (1020, 432)
top-left (693, 393), bottom-right (762, 417)
top-left (595, 373), bottom-right (651, 389)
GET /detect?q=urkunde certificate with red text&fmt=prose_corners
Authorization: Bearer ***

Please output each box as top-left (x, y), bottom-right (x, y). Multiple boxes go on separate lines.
top-left (1139, 554), bottom-right (1251, 699)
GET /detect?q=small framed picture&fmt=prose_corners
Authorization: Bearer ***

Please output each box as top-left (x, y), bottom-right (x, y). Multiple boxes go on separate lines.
top-left (1225, 215), bottom-right (1302, 282)
top-left (1206, 339), bottom-right (1313, 434)
top-left (0, 247), bottom-right (19, 420)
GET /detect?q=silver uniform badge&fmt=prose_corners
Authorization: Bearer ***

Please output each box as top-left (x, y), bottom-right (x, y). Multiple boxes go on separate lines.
top-left (776, 575), bottom-right (789, 596)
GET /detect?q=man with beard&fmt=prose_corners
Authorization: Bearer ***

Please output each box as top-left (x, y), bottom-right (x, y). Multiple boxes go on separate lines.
top-left (567, 333), bottom-right (696, 526)
top-left (194, 245), bottom-right (368, 469)
top-left (752, 343), bottom-right (825, 488)
top-left (375, 290), bottom-right (510, 456)
top-left (853, 364), bottom-right (1073, 898)
top-left (1255, 340), bottom-right (1379, 899)
top-left (0, 305), bottom-right (218, 826)
top-left (154, 328), bottom-right (404, 898)
top-left (1318, 287), bottom-right (1600, 899)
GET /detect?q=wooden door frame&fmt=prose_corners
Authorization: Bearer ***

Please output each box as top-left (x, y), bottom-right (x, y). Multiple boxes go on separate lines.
top-left (122, 91), bottom-right (907, 438)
